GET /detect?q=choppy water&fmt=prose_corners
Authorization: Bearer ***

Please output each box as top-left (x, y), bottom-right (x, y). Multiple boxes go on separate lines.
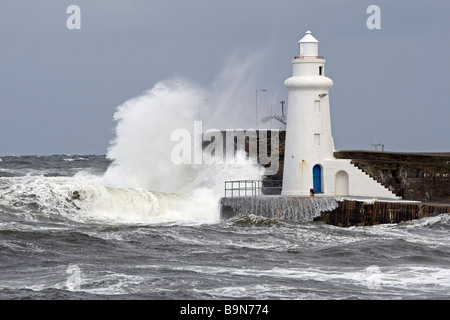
top-left (1, 155), bottom-right (449, 301)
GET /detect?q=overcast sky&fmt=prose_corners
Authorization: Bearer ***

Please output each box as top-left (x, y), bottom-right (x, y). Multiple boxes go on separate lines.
top-left (1, 0), bottom-right (449, 155)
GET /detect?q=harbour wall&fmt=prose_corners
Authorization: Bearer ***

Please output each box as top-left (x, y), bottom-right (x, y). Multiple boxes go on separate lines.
top-left (220, 196), bottom-right (450, 227)
top-left (211, 130), bottom-right (449, 203)
top-left (316, 199), bottom-right (450, 227)
top-left (333, 150), bottom-right (450, 203)
top-left (211, 129), bottom-right (449, 226)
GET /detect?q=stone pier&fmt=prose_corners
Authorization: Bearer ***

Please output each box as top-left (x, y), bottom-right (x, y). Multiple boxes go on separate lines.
top-left (220, 196), bottom-right (450, 227)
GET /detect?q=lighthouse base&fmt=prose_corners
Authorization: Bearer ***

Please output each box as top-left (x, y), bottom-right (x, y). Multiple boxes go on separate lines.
top-left (281, 158), bottom-right (400, 199)
top-left (322, 159), bottom-right (400, 198)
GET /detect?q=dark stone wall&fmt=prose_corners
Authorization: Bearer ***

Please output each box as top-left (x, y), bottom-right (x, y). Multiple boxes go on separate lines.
top-left (334, 151), bottom-right (450, 203)
top-left (315, 200), bottom-right (450, 227)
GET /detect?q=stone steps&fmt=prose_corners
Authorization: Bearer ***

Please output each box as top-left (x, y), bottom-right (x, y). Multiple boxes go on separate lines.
top-left (350, 160), bottom-right (400, 196)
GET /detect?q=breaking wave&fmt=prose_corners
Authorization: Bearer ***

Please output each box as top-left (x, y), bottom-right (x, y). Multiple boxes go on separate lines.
top-left (0, 51), bottom-right (271, 225)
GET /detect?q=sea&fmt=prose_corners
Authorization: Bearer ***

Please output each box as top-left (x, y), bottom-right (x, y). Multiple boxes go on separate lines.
top-left (0, 154), bottom-right (449, 303)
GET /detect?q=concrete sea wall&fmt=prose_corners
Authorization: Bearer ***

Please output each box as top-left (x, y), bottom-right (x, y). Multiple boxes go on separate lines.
top-left (220, 196), bottom-right (338, 222)
top-left (220, 196), bottom-right (450, 227)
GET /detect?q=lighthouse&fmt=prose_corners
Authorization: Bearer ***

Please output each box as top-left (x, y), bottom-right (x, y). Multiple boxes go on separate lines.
top-left (281, 31), bottom-right (399, 199)
top-left (282, 31), bottom-right (334, 196)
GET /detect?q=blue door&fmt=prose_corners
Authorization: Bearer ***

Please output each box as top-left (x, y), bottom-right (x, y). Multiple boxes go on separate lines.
top-left (313, 165), bottom-right (323, 193)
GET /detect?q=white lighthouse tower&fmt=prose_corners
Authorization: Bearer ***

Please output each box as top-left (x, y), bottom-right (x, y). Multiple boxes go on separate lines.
top-left (282, 31), bottom-right (333, 196)
top-left (282, 31), bottom-right (399, 199)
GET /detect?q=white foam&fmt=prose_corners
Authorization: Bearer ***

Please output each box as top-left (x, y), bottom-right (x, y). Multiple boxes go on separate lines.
top-left (379, 266), bottom-right (450, 290)
top-left (166, 264), bottom-right (450, 292)
top-left (335, 197), bottom-right (422, 204)
top-left (193, 284), bottom-right (304, 299)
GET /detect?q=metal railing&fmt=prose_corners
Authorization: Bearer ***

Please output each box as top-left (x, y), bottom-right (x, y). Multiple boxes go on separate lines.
top-left (225, 180), bottom-right (261, 197)
top-left (224, 180), bottom-right (283, 197)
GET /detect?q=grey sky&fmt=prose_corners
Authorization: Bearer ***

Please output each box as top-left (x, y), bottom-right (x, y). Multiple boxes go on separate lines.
top-left (1, 0), bottom-right (449, 155)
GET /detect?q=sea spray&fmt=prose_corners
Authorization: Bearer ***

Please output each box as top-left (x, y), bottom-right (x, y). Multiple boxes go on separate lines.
top-left (102, 50), bottom-right (270, 194)
top-left (92, 52), bottom-right (270, 223)
top-left (102, 79), bottom-right (206, 193)
top-left (202, 50), bottom-right (270, 130)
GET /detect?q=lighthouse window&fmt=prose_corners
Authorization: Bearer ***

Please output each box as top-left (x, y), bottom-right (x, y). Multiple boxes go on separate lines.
top-left (319, 66), bottom-right (323, 75)
top-left (314, 134), bottom-right (320, 146)
top-left (314, 100), bottom-right (320, 112)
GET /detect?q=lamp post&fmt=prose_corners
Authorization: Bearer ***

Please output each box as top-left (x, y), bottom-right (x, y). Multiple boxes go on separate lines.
top-left (270, 103), bottom-right (275, 129)
top-left (199, 98), bottom-right (208, 121)
top-left (256, 89), bottom-right (267, 129)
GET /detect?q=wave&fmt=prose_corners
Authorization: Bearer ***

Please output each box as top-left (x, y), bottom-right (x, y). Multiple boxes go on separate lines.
top-left (0, 51), bottom-right (273, 225)
top-left (90, 51), bottom-right (269, 223)
top-left (0, 174), bottom-right (223, 225)
top-left (229, 214), bottom-right (282, 227)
